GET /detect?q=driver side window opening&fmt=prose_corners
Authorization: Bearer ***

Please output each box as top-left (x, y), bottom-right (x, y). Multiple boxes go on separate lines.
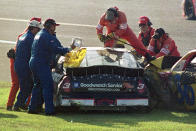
top-left (185, 56), bottom-right (196, 72)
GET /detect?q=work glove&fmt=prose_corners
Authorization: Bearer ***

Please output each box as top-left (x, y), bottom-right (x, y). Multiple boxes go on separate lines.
top-left (145, 53), bottom-right (156, 62)
top-left (7, 48), bottom-right (15, 59)
top-left (116, 38), bottom-right (127, 45)
top-left (98, 34), bottom-right (107, 43)
top-left (106, 32), bottom-right (115, 40)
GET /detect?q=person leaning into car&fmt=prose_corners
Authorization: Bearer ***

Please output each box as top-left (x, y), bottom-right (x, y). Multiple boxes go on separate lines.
top-left (147, 28), bottom-right (180, 58)
top-left (28, 18), bottom-right (70, 115)
top-left (96, 6), bottom-right (154, 61)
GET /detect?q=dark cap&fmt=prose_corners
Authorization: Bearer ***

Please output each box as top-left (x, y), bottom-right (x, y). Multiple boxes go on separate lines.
top-left (44, 18), bottom-right (60, 27)
top-left (105, 8), bottom-right (118, 21)
top-left (105, 10), bottom-right (115, 21)
top-left (152, 28), bottom-right (165, 39)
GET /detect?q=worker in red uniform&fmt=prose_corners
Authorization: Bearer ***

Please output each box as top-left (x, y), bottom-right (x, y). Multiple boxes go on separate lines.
top-left (138, 16), bottom-right (155, 48)
top-left (96, 7), bottom-right (153, 60)
top-left (147, 28), bottom-right (180, 58)
top-left (6, 17), bottom-right (41, 111)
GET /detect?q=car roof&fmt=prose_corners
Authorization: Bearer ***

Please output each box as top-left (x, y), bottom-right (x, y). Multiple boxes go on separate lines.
top-left (78, 47), bottom-right (141, 69)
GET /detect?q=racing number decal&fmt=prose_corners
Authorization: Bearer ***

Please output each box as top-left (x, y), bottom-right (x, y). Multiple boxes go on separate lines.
top-left (175, 74), bottom-right (195, 105)
top-left (184, 85), bottom-right (195, 105)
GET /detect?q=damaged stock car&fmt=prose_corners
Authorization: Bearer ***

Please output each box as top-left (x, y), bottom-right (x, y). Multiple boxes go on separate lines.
top-left (52, 44), bottom-right (151, 111)
top-left (145, 49), bottom-right (196, 111)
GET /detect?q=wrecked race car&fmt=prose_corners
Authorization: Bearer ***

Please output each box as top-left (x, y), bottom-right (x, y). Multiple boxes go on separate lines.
top-left (145, 49), bottom-right (196, 111)
top-left (52, 46), bottom-right (151, 111)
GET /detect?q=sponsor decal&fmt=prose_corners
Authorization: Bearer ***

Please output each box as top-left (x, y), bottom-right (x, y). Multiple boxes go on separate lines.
top-left (80, 83), bottom-right (122, 88)
top-left (73, 82), bottom-right (79, 88)
top-left (175, 74), bottom-right (195, 105)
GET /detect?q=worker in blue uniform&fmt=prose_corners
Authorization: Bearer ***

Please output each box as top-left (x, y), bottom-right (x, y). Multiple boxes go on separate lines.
top-left (14, 18), bottom-right (42, 111)
top-left (28, 18), bottom-right (70, 115)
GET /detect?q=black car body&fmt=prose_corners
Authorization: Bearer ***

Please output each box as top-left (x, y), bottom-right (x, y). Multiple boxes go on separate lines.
top-left (52, 47), bottom-right (149, 110)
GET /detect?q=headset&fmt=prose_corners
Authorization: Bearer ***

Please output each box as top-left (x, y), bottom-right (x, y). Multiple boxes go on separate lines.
top-left (152, 28), bottom-right (166, 40)
top-left (147, 20), bottom-right (152, 26)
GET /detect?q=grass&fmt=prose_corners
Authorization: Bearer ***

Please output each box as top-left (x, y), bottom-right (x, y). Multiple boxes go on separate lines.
top-left (1, 82), bottom-right (196, 131)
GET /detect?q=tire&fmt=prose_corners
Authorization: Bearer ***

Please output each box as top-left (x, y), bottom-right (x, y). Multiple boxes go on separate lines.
top-left (184, 0), bottom-right (196, 20)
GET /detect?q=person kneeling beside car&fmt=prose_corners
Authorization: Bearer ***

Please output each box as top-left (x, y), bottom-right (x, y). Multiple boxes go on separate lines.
top-left (147, 28), bottom-right (180, 58)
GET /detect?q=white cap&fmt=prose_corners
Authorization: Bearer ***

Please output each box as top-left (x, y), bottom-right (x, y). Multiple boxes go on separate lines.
top-left (28, 20), bottom-right (42, 29)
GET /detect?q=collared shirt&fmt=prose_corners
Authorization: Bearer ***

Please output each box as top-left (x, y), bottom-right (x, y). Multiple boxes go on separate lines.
top-left (15, 30), bottom-right (35, 63)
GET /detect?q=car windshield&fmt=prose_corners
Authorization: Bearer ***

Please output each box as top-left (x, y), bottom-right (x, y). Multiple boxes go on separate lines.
top-left (79, 48), bottom-right (139, 68)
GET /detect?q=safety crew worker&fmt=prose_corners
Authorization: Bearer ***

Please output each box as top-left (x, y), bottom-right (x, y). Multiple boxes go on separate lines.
top-left (147, 28), bottom-right (180, 58)
top-left (96, 7), bottom-right (153, 60)
top-left (28, 18), bottom-right (70, 115)
top-left (13, 18), bottom-right (42, 111)
top-left (6, 17), bottom-right (41, 111)
top-left (138, 16), bottom-right (155, 48)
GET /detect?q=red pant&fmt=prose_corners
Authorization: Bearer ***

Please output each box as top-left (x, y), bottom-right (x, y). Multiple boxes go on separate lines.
top-left (7, 59), bottom-right (31, 107)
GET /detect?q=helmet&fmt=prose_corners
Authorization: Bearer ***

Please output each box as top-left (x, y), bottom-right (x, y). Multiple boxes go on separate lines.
top-left (152, 28), bottom-right (165, 39)
top-left (43, 18), bottom-right (60, 28)
top-left (28, 17), bottom-right (42, 29)
top-left (138, 16), bottom-right (152, 26)
top-left (105, 7), bottom-right (119, 21)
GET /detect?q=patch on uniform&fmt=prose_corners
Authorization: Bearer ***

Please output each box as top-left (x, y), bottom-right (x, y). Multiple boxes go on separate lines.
top-left (164, 44), bottom-right (169, 49)
top-left (19, 36), bottom-right (25, 41)
top-left (96, 24), bottom-right (103, 30)
top-left (148, 45), bottom-right (154, 52)
top-left (34, 35), bottom-right (40, 40)
top-left (160, 48), bottom-right (169, 55)
top-left (119, 23), bottom-right (127, 29)
top-left (50, 40), bottom-right (54, 43)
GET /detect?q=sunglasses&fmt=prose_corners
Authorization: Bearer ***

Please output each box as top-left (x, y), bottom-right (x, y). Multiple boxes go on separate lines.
top-left (139, 24), bottom-right (147, 27)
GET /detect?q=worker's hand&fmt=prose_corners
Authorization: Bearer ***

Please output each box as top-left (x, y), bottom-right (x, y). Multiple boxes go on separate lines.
top-left (106, 32), bottom-right (115, 40)
top-left (145, 53), bottom-right (156, 62)
top-left (7, 48), bottom-right (15, 59)
top-left (98, 34), bottom-right (106, 42)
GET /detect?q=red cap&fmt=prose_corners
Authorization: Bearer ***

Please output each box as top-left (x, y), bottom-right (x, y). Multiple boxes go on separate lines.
top-left (138, 16), bottom-right (149, 24)
top-left (30, 17), bottom-right (42, 23)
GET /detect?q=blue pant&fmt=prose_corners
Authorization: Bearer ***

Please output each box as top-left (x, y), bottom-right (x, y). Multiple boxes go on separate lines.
top-left (29, 60), bottom-right (54, 114)
top-left (14, 60), bottom-right (33, 108)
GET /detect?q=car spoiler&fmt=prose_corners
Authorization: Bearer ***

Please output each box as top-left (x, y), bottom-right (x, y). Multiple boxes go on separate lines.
top-left (150, 56), bottom-right (182, 69)
top-left (66, 65), bottom-right (144, 77)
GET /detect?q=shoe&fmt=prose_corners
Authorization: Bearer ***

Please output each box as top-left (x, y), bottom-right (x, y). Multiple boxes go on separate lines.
top-left (45, 112), bottom-right (57, 116)
top-left (20, 106), bottom-right (28, 110)
top-left (28, 109), bottom-right (39, 114)
top-left (37, 107), bottom-right (44, 113)
top-left (13, 106), bottom-right (21, 111)
top-left (6, 106), bottom-right (13, 111)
